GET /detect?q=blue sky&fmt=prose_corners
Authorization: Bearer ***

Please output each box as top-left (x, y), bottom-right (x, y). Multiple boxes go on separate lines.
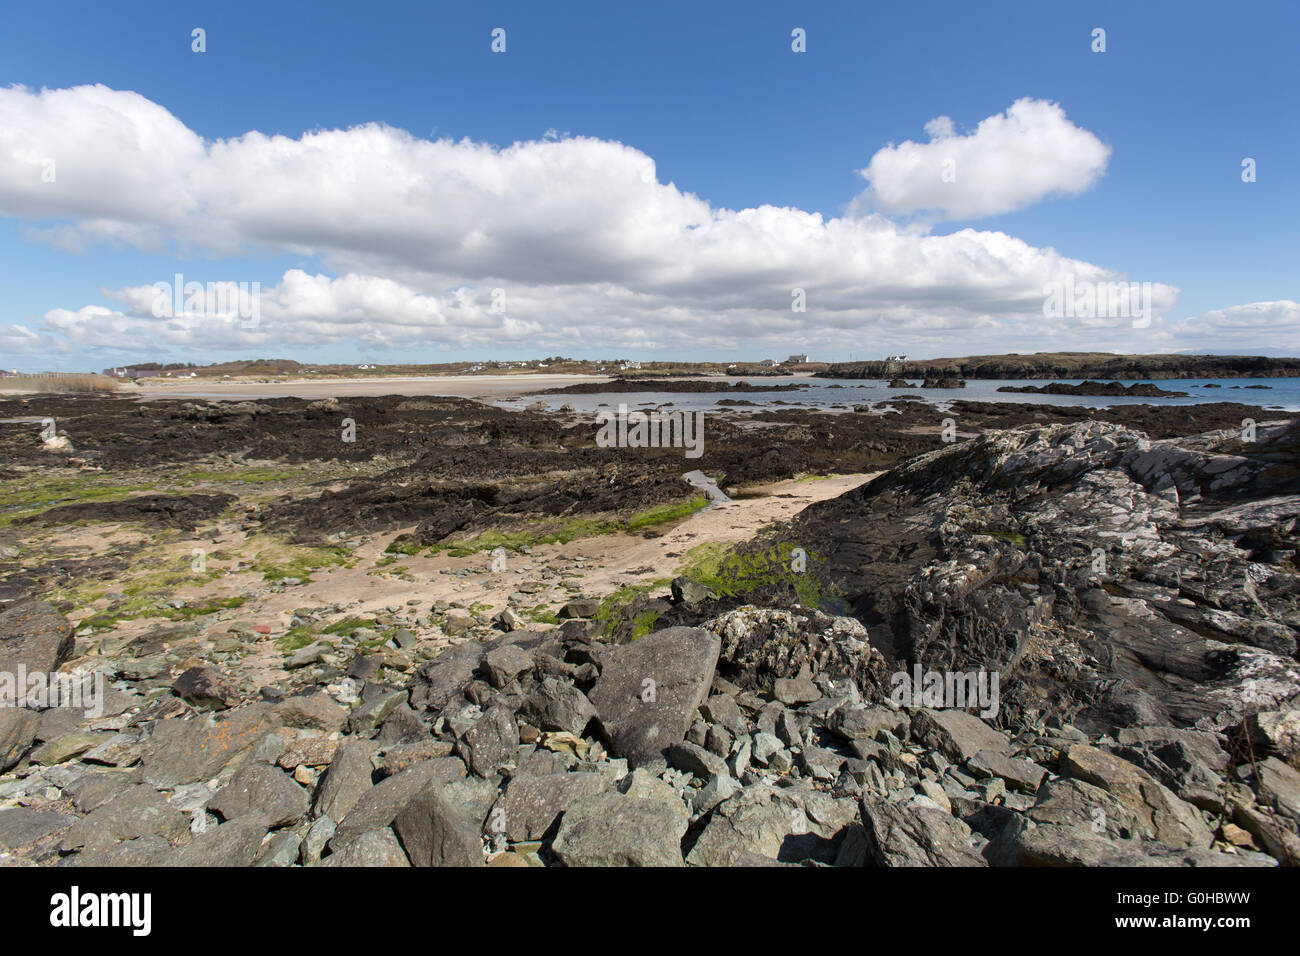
top-left (0, 0), bottom-right (1296, 369)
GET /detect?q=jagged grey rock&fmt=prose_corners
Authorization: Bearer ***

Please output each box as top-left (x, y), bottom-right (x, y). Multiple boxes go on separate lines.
top-left (911, 709), bottom-right (1010, 764)
top-left (0, 807), bottom-right (76, 852)
top-left (1061, 744), bottom-right (1212, 848)
top-left (859, 797), bottom-right (987, 867)
top-left (519, 677), bottom-right (597, 736)
top-left (313, 738), bottom-right (377, 822)
top-left (0, 708), bottom-right (39, 772)
top-left (551, 792), bottom-right (687, 867)
top-left (141, 705), bottom-right (281, 788)
top-left (166, 812), bottom-right (270, 867)
top-left (967, 750), bottom-right (1046, 794)
top-left (393, 779), bottom-right (492, 866)
top-left (668, 741), bottom-right (729, 779)
top-left (456, 704), bottom-right (519, 777)
top-left (322, 826), bottom-right (410, 866)
top-left (483, 643), bottom-right (533, 687)
top-left (62, 783), bottom-right (188, 853)
top-left (209, 763), bottom-right (309, 828)
top-left (588, 626), bottom-right (721, 768)
top-left (0, 600), bottom-right (74, 676)
top-left (331, 757), bottom-right (465, 848)
top-left (492, 771), bottom-right (611, 841)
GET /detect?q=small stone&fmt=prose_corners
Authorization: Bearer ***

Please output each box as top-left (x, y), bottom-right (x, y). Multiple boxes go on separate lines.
top-left (668, 741), bottom-right (729, 779)
top-left (301, 816), bottom-right (336, 865)
top-left (171, 667), bottom-right (240, 709)
top-left (752, 732), bottom-right (783, 765)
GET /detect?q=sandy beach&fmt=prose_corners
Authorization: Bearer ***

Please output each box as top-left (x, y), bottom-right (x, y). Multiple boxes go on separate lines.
top-left (130, 373), bottom-right (615, 402)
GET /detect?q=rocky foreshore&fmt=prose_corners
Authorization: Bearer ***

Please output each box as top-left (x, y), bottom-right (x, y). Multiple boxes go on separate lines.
top-left (0, 414), bottom-right (1295, 867)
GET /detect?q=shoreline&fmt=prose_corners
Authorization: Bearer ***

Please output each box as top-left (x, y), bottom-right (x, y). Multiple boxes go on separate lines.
top-left (2, 369), bottom-right (1286, 411)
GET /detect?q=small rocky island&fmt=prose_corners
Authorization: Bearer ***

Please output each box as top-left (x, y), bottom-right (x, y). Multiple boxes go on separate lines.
top-left (997, 380), bottom-right (1188, 398)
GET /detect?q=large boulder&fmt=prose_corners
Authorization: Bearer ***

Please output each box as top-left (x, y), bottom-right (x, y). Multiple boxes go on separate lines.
top-left (1252, 757), bottom-right (1300, 828)
top-left (1024, 777), bottom-right (1153, 842)
top-left (208, 763), bottom-right (310, 828)
top-left (313, 738), bottom-right (377, 821)
top-left (990, 817), bottom-right (1273, 868)
top-left (321, 827), bottom-right (411, 867)
top-left (165, 812), bottom-right (271, 867)
top-left (968, 750), bottom-right (1047, 794)
top-left (1110, 726), bottom-right (1230, 811)
top-left (551, 792), bottom-right (687, 867)
top-left (0, 707), bottom-right (40, 771)
top-left (393, 779), bottom-right (494, 866)
top-left (407, 642), bottom-right (484, 713)
top-left (62, 784), bottom-right (188, 854)
top-left (456, 704), bottom-right (519, 777)
top-left (491, 771), bottom-right (611, 842)
top-left (687, 790), bottom-right (805, 866)
top-left (588, 626), bottom-right (721, 767)
top-left (0, 807), bottom-right (77, 854)
top-left (331, 758), bottom-right (465, 848)
top-left (141, 705), bottom-right (281, 788)
top-left (0, 600), bottom-right (74, 676)
top-left (1243, 710), bottom-right (1300, 762)
top-left (911, 709), bottom-right (1011, 764)
top-left (274, 693), bottom-right (349, 733)
top-left (859, 797), bottom-right (987, 867)
top-left (171, 666), bottom-right (240, 710)
top-left (1061, 744), bottom-right (1213, 848)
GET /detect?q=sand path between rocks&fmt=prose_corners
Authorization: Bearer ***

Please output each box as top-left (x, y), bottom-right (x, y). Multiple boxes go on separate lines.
top-left (276, 472), bottom-right (881, 621)
top-left (224, 472), bottom-right (880, 686)
top-left (56, 471), bottom-right (878, 689)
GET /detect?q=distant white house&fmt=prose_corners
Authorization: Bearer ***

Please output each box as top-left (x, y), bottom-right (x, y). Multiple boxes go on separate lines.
top-left (786, 354), bottom-right (809, 364)
top-left (758, 359), bottom-right (777, 367)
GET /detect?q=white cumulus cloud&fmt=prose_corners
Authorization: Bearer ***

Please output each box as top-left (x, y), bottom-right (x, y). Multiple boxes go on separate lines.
top-left (1168, 300), bottom-right (1300, 352)
top-left (854, 98), bottom-right (1111, 221)
top-left (0, 84), bottom-right (1183, 362)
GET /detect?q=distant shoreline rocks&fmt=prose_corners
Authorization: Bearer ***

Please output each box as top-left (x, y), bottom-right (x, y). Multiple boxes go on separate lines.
top-left (998, 380), bottom-right (1187, 398)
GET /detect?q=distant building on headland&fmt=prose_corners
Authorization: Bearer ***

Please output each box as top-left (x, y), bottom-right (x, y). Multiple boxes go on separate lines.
top-left (786, 354), bottom-right (809, 364)
top-left (103, 366), bottom-right (163, 379)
